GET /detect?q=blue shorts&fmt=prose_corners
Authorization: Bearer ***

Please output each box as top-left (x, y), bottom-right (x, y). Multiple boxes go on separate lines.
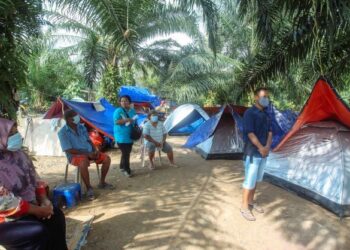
top-left (242, 157), bottom-right (267, 190)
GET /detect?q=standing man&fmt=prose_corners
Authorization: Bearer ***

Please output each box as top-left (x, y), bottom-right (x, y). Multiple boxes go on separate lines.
top-left (240, 88), bottom-right (272, 221)
top-left (143, 110), bottom-right (178, 169)
top-left (58, 110), bottom-right (114, 200)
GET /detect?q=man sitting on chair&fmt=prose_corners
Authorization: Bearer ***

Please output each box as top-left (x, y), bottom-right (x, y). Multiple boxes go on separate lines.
top-left (143, 110), bottom-right (178, 170)
top-left (58, 110), bottom-right (114, 200)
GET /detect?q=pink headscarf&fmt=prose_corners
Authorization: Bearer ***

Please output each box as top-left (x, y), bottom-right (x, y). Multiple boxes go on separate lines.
top-left (0, 118), bottom-right (37, 202)
top-left (0, 118), bottom-right (14, 150)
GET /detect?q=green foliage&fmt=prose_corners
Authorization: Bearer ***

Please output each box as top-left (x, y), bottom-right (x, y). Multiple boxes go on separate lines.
top-left (235, 0), bottom-right (350, 105)
top-left (0, 0), bottom-right (43, 118)
top-left (4, 0), bottom-right (350, 114)
top-left (24, 39), bottom-right (85, 111)
top-left (99, 65), bottom-right (121, 106)
top-left (62, 81), bottom-right (87, 100)
top-left (120, 68), bottom-right (136, 86)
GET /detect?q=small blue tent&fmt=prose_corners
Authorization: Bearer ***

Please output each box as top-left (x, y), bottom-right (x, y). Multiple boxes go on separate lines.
top-left (184, 105), bottom-right (245, 160)
top-left (118, 86), bottom-right (161, 108)
top-left (164, 104), bottom-right (209, 136)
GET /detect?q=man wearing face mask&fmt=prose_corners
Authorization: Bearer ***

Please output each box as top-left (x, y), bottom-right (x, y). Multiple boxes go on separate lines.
top-left (143, 110), bottom-right (178, 170)
top-left (58, 110), bottom-right (114, 200)
top-left (240, 87), bottom-right (272, 221)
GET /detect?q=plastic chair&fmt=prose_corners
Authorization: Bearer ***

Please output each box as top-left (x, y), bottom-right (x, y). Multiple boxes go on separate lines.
top-left (53, 182), bottom-right (81, 208)
top-left (64, 161), bottom-right (100, 192)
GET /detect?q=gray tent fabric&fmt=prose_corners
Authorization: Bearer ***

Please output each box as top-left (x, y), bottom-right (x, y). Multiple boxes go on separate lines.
top-left (265, 121), bottom-right (350, 216)
top-left (196, 114), bottom-right (244, 160)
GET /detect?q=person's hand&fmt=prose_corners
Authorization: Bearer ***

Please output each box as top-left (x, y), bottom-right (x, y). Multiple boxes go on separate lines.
top-left (155, 142), bottom-right (162, 148)
top-left (0, 186), bottom-right (9, 196)
top-left (126, 118), bottom-right (133, 123)
top-left (258, 146), bottom-right (269, 158)
top-left (34, 204), bottom-right (54, 220)
top-left (38, 197), bottom-right (51, 207)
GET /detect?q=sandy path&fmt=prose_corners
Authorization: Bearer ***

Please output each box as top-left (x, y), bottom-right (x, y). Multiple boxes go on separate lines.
top-left (35, 137), bottom-right (350, 250)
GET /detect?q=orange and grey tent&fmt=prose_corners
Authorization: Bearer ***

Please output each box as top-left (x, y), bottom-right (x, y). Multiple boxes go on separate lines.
top-left (265, 77), bottom-right (350, 216)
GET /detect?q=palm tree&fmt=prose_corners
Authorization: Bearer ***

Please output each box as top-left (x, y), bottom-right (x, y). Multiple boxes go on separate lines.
top-left (46, 0), bottom-right (201, 95)
top-left (235, 0), bottom-right (350, 101)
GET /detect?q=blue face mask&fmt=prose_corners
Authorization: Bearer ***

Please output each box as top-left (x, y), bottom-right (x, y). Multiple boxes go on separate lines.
top-left (258, 97), bottom-right (270, 108)
top-left (7, 133), bottom-right (23, 151)
top-left (72, 115), bottom-right (80, 124)
top-left (151, 116), bottom-right (158, 123)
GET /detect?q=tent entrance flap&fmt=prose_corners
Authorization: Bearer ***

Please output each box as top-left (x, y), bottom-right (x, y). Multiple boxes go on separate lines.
top-left (194, 111), bottom-right (244, 160)
top-left (210, 114), bottom-right (243, 154)
top-left (169, 110), bottom-right (206, 135)
top-left (165, 104), bottom-right (209, 136)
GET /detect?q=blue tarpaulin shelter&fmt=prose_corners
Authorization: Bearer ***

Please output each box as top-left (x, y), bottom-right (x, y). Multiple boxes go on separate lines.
top-left (44, 98), bottom-right (147, 139)
top-left (62, 98), bottom-right (115, 138)
top-left (118, 86), bottom-right (161, 108)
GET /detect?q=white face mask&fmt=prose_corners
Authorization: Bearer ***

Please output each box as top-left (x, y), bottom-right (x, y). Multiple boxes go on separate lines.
top-left (72, 115), bottom-right (80, 124)
top-left (151, 116), bottom-right (159, 123)
top-left (258, 97), bottom-right (270, 108)
top-left (7, 133), bottom-right (23, 151)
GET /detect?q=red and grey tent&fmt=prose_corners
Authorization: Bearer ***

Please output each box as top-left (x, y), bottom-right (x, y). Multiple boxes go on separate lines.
top-left (265, 76), bottom-right (350, 216)
top-left (274, 77), bottom-right (350, 151)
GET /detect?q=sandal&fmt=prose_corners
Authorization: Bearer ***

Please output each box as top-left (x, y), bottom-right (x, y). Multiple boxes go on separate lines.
top-left (240, 208), bottom-right (256, 221)
top-left (170, 163), bottom-right (179, 168)
top-left (98, 182), bottom-right (115, 190)
top-left (86, 188), bottom-right (95, 201)
top-left (249, 202), bottom-right (264, 213)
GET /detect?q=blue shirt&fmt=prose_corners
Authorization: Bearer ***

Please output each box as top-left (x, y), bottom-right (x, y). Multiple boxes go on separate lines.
top-left (243, 105), bottom-right (272, 157)
top-left (58, 124), bottom-right (93, 161)
top-left (113, 107), bottom-right (136, 143)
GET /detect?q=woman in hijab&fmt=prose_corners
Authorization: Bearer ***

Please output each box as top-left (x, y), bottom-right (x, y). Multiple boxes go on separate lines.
top-left (0, 118), bottom-right (68, 250)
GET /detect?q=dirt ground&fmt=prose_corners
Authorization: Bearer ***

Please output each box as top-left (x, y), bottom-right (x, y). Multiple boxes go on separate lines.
top-left (34, 137), bottom-right (350, 250)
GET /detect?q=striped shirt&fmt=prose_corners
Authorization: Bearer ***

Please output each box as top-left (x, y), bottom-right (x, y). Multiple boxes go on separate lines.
top-left (143, 121), bottom-right (166, 144)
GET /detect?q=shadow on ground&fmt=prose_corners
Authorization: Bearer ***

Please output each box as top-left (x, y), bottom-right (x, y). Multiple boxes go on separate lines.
top-left (37, 137), bottom-right (350, 250)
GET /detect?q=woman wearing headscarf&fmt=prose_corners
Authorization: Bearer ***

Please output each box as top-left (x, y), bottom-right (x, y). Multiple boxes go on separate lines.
top-left (0, 118), bottom-right (68, 250)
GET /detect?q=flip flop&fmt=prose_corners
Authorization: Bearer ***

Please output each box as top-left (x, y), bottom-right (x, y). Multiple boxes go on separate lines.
top-left (98, 183), bottom-right (115, 190)
top-left (240, 208), bottom-right (256, 221)
top-left (249, 203), bottom-right (264, 213)
top-left (86, 188), bottom-right (95, 201)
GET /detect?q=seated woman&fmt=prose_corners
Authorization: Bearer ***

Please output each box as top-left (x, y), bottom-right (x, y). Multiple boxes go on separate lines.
top-left (0, 118), bottom-right (68, 250)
